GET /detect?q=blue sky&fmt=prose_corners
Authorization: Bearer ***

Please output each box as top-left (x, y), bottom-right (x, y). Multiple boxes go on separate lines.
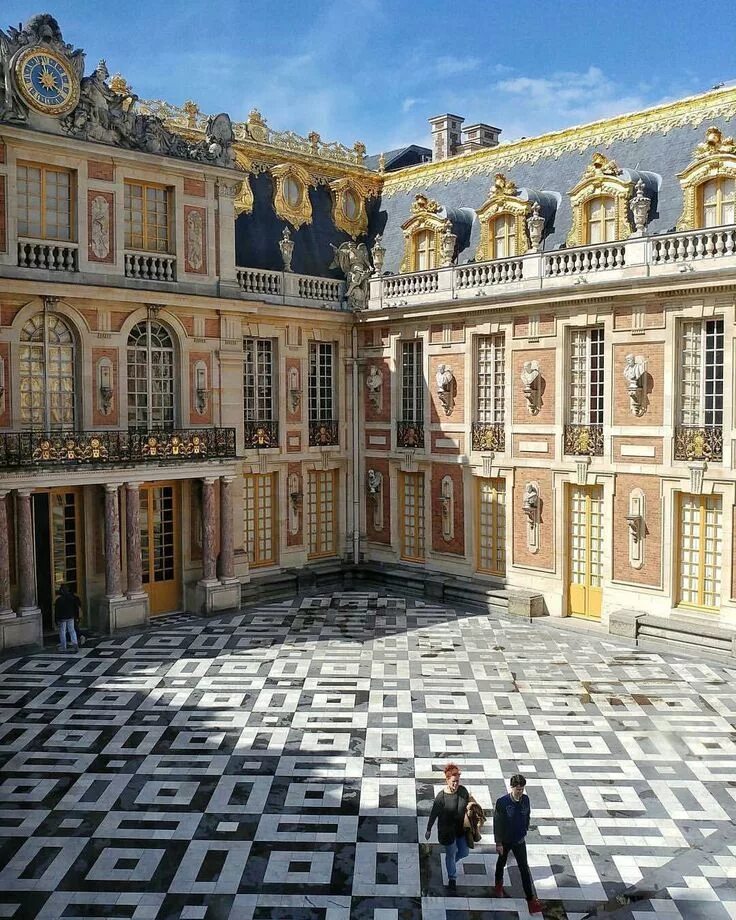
top-left (4, 1), bottom-right (736, 154)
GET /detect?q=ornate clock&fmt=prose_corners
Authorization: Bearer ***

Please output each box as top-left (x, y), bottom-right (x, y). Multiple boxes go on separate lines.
top-left (13, 46), bottom-right (80, 116)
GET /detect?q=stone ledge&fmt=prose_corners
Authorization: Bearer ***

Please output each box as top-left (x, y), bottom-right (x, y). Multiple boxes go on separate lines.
top-left (0, 609), bottom-right (43, 651)
top-left (507, 590), bottom-right (547, 619)
top-left (609, 608), bottom-right (736, 658)
top-left (609, 608), bottom-right (645, 639)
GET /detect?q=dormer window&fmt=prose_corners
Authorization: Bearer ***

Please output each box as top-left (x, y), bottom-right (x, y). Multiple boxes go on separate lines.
top-left (489, 214), bottom-right (516, 259)
top-left (677, 127), bottom-right (736, 231)
top-left (700, 177), bottom-right (735, 228)
top-left (400, 194), bottom-right (446, 272)
top-left (585, 195), bottom-right (616, 244)
top-left (413, 229), bottom-right (436, 270)
top-left (475, 175), bottom-right (532, 261)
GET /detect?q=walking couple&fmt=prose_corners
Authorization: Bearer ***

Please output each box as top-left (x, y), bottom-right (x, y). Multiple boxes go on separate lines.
top-left (425, 763), bottom-right (543, 914)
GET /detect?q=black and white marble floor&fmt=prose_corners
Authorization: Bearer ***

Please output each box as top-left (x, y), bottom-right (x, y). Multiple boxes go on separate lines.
top-left (1, 592), bottom-right (735, 919)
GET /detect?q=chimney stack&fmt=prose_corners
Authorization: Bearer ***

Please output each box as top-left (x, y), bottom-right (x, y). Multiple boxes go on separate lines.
top-left (429, 113), bottom-right (464, 161)
top-left (458, 123), bottom-right (501, 154)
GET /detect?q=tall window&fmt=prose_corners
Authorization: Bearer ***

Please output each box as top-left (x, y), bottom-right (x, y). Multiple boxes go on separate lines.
top-left (476, 335), bottom-right (505, 423)
top-left (17, 164), bottom-right (73, 241)
top-left (308, 342), bottom-right (335, 421)
top-left (700, 177), bottom-right (735, 228)
top-left (569, 328), bottom-right (604, 425)
top-left (413, 230), bottom-right (436, 271)
top-left (124, 182), bottom-right (171, 252)
top-left (477, 478), bottom-right (505, 575)
top-left (308, 469), bottom-right (337, 558)
top-left (244, 473), bottom-right (277, 567)
top-left (585, 196), bottom-right (616, 244)
top-left (243, 339), bottom-right (275, 422)
top-left (678, 493), bottom-right (722, 611)
top-left (401, 472), bottom-right (425, 561)
top-left (401, 340), bottom-right (424, 422)
top-left (19, 313), bottom-right (76, 428)
top-left (127, 320), bottom-right (175, 428)
top-left (490, 214), bottom-right (516, 259)
top-left (679, 319), bottom-right (723, 429)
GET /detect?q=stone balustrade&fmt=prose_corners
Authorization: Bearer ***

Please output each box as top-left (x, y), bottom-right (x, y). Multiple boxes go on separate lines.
top-left (235, 267), bottom-right (346, 308)
top-left (17, 238), bottom-right (79, 272)
top-left (124, 251), bottom-right (177, 281)
top-left (368, 222), bottom-right (736, 310)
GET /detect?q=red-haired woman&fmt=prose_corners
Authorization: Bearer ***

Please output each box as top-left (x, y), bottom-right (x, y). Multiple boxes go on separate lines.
top-left (424, 762), bottom-right (474, 891)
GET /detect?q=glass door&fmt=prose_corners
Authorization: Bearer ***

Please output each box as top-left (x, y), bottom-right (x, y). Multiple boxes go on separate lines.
top-left (140, 482), bottom-right (179, 614)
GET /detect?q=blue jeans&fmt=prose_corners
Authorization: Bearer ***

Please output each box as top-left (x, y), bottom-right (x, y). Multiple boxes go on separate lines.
top-left (443, 834), bottom-right (469, 880)
top-left (58, 618), bottom-right (78, 650)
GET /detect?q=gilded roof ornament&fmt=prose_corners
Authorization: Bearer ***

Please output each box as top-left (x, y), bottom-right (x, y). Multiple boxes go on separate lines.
top-left (493, 173), bottom-right (517, 196)
top-left (109, 73), bottom-right (131, 95)
top-left (246, 108), bottom-right (269, 142)
top-left (694, 125), bottom-right (736, 158)
top-left (410, 193), bottom-right (442, 215)
top-left (584, 152), bottom-right (622, 178)
top-left (183, 100), bottom-right (200, 128)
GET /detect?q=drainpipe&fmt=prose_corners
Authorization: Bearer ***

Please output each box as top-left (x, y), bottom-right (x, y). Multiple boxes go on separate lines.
top-left (351, 324), bottom-right (360, 566)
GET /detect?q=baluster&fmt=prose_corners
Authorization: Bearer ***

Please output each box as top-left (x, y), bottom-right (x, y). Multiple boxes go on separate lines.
top-left (695, 234), bottom-right (705, 258)
top-left (705, 233), bottom-right (715, 257)
top-left (715, 232), bottom-right (725, 256)
top-left (726, 231), bottom-right (736, 255)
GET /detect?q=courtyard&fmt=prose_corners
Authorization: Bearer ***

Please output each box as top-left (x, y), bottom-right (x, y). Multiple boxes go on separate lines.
top-left (0, 592), bottom-right (735, 919)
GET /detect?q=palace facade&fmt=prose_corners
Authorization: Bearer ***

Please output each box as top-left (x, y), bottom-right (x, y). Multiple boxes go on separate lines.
top-left (1, 13), bottom-right (736, 658)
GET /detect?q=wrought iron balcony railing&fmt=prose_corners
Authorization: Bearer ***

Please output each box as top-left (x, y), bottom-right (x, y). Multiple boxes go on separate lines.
top-left (243, 419), bottom-right (279, 449)
top-left (563, 424), bottom-right (604, 457)
top-left (0, 428), bottom-right (236, 469)
top-left (471, 422), bottom-right (505, 452)
top-left (396, 420), bottom-right (425, 449)
top-left (308, 419), bottom-right (339, 447)
top-left (674, 425), bottom-right (723, 462)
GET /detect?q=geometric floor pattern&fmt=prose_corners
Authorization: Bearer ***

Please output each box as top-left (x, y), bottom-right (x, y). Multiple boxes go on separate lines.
top-left (1, 591), bottom-right (735, 920)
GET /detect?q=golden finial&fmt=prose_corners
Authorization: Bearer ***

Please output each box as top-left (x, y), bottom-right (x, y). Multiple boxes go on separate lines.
top-left (183, 100), bottom-right (200, 128)
top-left (378, 152), bottom-right (386, 173)
top-left (110, 73), bottom-right (131, 95)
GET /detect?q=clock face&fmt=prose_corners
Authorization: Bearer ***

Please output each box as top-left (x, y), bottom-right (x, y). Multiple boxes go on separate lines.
top-left (14, 47), bottom-right (80, 116)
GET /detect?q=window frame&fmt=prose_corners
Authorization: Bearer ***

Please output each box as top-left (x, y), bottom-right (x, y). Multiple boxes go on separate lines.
top-left (568, 327), bottom-right (604, 426)
top-left (124, 179), bottom-right (173, 254)
top-left (308, 341), bottom-right (336, 423)
top-left (18, 311), bottom-right (77, 429)
top-left (243, 338), bottom-right (277, 422)
top-left (678, 317), bottom-right (723, 428)
top-left (17, 162), bottom-right (75, 242)
top-left (475, 334), bottom-right (505, 424)
top-left (400, 340), bottom-right (424, 423)
top-left (477, 477), bottom-right (506, 576)
top-left (677, 492), bottom-right (722, 612)
top-left (585, 195), bottom-right (617, 244)
top-left (400, 471), bottom-right (425, 562)
top-left (699, 176), bottom-right (736, 228)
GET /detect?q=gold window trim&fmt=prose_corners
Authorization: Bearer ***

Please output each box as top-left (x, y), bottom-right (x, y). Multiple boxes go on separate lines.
top-left (567, 153), bottom-right (632, 247)
top-left (676, 126), bottom-right (736, 230)
top-left (329, 176), bottom-right (373, 238)
top-left (271, 162), bottom-right (313, 228)
top-left (232, 151), bottom-right (254, 216)
top-left (400, 194), bottom-right (445, 272)
top-left (475, 173), bottom-right (530, 260)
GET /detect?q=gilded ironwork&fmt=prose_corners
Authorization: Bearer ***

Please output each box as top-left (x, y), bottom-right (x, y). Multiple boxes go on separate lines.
top-left (382, 85), bottom-right (736, 198)
top-left (308, 419), bottom-right (339, 447)
top-left (563, 424), bottom-right (604, 457)
top-left (674, 425), bottom-right (723, 462)
top-left (231, 151), bottom-right (255, 215)
top-left (677, 126), bottom-right (736, 230)
top-left (397, 420), bottom-right (425, 449)
top-left (475, 173), bottom-right (531, 260)
top-left (471, 423), bottom-right (505, 452)
top-left (567, 152), bottom-right (632, 247)
top-left (0, 428), bottom-right (236, 468)
top-left (244, 420), bottom-right (279, 449)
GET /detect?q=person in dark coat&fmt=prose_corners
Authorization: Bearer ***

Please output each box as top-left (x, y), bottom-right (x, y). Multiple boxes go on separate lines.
top-left (55, 583), bottom-right (80, 652)
top-left (493, 773), bottom-right (542, 913)
top-left (424, 762), bottom-right (476, 891)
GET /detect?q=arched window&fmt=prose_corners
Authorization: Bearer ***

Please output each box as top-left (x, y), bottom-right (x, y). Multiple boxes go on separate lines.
top-left (127, 320), bottom-right (176, 429)
top-left (490, 214), bottom-right (516, 259)
top-left (700, 177), bottom-right (735, 228)
top-left (413, 229), bottom-right (436, 270)
top-left (585, 196), bottom-right (617, 244)
top-left (19, 312), bottom-right (76, 429)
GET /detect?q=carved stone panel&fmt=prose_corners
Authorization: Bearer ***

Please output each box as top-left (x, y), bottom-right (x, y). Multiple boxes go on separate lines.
top-left (87, 190), bottom-right (114, 263)
top-left (184, 205), bottom-right (207, 274)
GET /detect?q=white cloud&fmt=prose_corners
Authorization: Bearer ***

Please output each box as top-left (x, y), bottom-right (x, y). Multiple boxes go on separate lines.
top-left (402, 97), bottom-right (424, 113)
top-left (432, 55), bottom-right (482, 77)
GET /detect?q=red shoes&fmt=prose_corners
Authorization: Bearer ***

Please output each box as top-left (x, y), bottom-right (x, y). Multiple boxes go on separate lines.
top-left (493, 883), bottom-right (509, 897)
top-left (527, 897), bottom-right (543, 914)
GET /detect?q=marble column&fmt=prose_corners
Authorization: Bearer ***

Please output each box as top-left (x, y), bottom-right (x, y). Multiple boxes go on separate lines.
top-left (125, 482), bottom-right (143, 596)
top-left (17, 489), bottom-right (37, 612)
top-left (219, 476), bottom-right (235, 581)
top-left (0, 491), bottom-right (12, 614)
top-left (201, 477), bottom-right (217, 583)
top-left (104, 484), bottom-right (123, 598)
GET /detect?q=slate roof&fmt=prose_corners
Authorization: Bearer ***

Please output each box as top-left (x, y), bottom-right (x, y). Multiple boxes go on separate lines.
top-left (364, 145), bottom-right (433, 172)
top-left (369, 87), bottom-right (736, 274)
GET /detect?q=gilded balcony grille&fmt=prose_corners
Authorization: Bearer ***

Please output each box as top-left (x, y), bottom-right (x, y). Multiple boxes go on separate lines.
top-left (397, 420), bottom-right (425, 449)
top-left (308, 419), bottom-right (339, 447)
top-left (0, 428), bottom-right (236, 468)
top-left (563, 424), bottom-right (604, 457)
top-left (471, 422), bottom-right (505, 452)
top-left (674, 426), bottom-right (723, 462)
top-left (243, 419), bottom-right (279, 449)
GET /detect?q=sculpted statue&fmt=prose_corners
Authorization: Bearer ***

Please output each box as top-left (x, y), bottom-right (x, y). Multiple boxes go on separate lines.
top-left (330, 241), bottom-right (372, 311)
top-left (436, 364), bottom-right (455, 415)
top-left (623, 353), bottom-right (646, 390)
top-left (365, 365), bottom-right (382, 408)
top-left (279, 227), bottom-right (294, 272)
top-left (521, 360), bottom-right (541, 414)
top-left (367, 469), bottom-right (383, 497)
top-left (522, 482), bottom-right (539, 518)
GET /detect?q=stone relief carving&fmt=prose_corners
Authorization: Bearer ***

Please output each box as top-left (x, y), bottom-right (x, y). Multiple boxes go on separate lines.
top-left (522, 481), bottom-right (541, 554)
top-left (90, 194), bottom-right (110, 260)
top-left (520, 360), bottom-right (541, 415)
top-left (367, 468), bottom-right (383, 497)
top-left (330, 241), bottom-right (372, 311)
top-left (623, 353), bottom-right (647, 416)
top-left (0, 16), bottom-right (240, 169)
top-left (365, 365), bottom-right (383, 410)
top-left (435, 364), bottom-right (455, 416)
top-left (186, 209), bottom-right (204, 272)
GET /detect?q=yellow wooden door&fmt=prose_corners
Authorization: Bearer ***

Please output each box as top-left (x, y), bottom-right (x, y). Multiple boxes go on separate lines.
top-left (141, 482), bottom-right (179, 614)
top-left (568, 485), bottom-right (603, 618)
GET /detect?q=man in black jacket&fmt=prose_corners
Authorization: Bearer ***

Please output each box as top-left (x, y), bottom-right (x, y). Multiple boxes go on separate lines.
top-left (55, 584), bottom-right (80, 652)
top-left (493, 774), bottom-right (542, 914)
